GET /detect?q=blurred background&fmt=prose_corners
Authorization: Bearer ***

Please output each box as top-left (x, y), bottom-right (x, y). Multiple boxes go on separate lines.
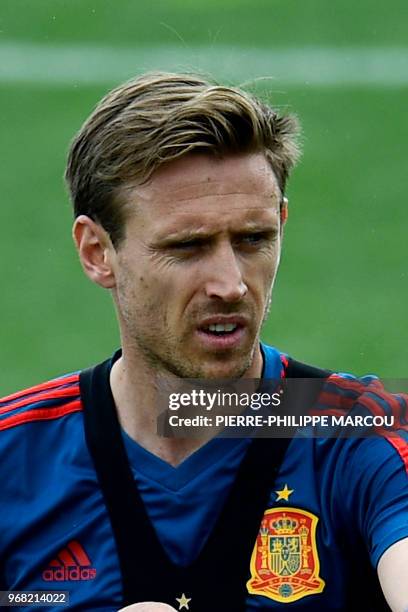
top-left (1, 0), bottom-right (407, 394)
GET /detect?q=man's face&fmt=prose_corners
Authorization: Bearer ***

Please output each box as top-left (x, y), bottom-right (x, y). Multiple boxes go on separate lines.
top-left (112, 153), bottom-right (283, 379)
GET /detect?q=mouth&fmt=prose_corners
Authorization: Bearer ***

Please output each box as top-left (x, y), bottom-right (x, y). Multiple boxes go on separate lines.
top-left (202, 322), bottom-right (239, 335)
top-left (196, 317), bottom-right (248, 350)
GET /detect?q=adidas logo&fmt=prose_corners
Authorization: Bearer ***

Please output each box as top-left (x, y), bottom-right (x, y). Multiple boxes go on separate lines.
top-left (42, 540), bottom-right (97, 581)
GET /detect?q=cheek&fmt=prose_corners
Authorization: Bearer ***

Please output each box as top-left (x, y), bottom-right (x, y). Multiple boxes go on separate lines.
top-left (262, 244), bottom-right (281, 281)
top-left (139, 266), bottom-right (197, 324)
top-left (245, 253), bottom-right (280, 293)
top-left (116, 262), bottom-right (153, 313)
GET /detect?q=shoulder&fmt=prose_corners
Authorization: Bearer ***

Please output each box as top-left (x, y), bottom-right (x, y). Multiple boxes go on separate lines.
top-left (273, 348), bottom-right (408, 467)
top-left (321, 372), bottom-right (407, 464)
top-left (0, 372), bottom-right (82, 433)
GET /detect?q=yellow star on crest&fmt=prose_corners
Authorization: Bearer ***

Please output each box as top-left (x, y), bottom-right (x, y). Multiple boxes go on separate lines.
top-left (176, 593), bottom-right (191, 610)
top-left (275, 483), bottom-right (294, 501)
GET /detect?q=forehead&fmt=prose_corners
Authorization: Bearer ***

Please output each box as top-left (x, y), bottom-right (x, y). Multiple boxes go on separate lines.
top-left (122, 153), bottom-right (281, 233)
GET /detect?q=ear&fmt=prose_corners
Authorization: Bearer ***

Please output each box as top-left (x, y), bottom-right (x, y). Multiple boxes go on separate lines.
top-left (280, 197), bottom-right (288, 228)
top-left (72, 215), bottom-right (116, 289)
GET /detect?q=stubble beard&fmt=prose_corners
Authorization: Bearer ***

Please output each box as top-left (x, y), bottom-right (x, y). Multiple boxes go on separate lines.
top-left (118, 281), bottom-right (272, 380)
top-left (121, 304), bottom-right (258, 380)
top-left (261, 288), bottom-right (273, 327)
top-left (130, 324), bottom-right (257, 380)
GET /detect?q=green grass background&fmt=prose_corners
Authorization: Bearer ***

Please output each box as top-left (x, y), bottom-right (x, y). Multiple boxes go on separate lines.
top-left (1, 0), bottom-right (407, 394)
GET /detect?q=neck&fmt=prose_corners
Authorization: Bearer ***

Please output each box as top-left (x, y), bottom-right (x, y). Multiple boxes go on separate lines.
top-left (109, 345), bottom-right (263, 467)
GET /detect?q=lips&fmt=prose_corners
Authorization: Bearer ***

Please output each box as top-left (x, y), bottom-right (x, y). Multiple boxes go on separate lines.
top-left (198, 315), bottom-right (248, 329)
top-left (196, 315), bottom-right (248, 349)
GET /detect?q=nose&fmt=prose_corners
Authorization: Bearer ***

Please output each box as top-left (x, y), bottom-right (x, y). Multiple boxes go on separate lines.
top-left (204, 241), bottom-right (248, 302)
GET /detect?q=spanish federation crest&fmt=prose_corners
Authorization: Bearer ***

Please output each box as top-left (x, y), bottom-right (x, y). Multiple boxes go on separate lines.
top-left (247, 507), bottom-right (325, 603)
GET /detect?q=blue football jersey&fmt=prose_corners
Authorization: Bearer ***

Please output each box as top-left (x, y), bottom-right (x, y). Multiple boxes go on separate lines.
top-left (0, 344), bottom-right (407, 611)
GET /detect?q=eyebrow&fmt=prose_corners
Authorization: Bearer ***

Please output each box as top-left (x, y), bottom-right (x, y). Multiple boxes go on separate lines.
top-left (151, 222), bottom-right (279, 248)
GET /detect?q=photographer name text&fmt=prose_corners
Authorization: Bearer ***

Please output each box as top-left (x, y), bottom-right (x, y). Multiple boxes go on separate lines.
top-left (167, 414), bottom-right (394, 429)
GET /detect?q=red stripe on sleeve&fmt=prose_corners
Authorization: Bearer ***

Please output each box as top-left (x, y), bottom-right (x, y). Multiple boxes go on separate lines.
top-left (327, 375), bottom-right (375, 394)
top-left (384, 435), bottom-right (408, 475)
top-left (355, 394), bottom-right (387, 418)
top-left (0, 385), bottom-right (80, 415)
top-left (0, 400), bottom-right (82, 431)
top-left (280, 355), bottom-right (289, 378)
top-left (0, 375), bottom-right (79, 404)
top-left (367, 388), bottom-right (408, 429)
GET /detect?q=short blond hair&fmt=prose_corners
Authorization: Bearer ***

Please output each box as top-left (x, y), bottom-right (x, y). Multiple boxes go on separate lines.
top-left (65, 72), bottom-right (300, 247)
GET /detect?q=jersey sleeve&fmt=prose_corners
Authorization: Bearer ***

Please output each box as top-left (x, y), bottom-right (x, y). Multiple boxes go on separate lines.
top-left (338, 384), bottom-right (408, 568)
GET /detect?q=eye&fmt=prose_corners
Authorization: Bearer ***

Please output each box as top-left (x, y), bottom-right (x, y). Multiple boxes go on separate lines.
top-left (237, 232), bottom-right (276, 247)
top-left (242, 233), bottom-right (265, 244)
top-left (171, 238), bottom-right (205, 250)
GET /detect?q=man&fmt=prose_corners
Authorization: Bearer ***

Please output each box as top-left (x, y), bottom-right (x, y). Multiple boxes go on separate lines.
top-left (0, 72), bottom-right (407, 611)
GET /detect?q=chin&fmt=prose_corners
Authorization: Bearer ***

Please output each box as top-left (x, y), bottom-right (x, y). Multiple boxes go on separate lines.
top-left (194, 356), bottom-right (253, 380)
top-left (149, 343), bottom-right (256, 379)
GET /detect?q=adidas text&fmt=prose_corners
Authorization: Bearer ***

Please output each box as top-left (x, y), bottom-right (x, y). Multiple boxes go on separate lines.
top-left (42, 567), bottom-right (97, 581)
